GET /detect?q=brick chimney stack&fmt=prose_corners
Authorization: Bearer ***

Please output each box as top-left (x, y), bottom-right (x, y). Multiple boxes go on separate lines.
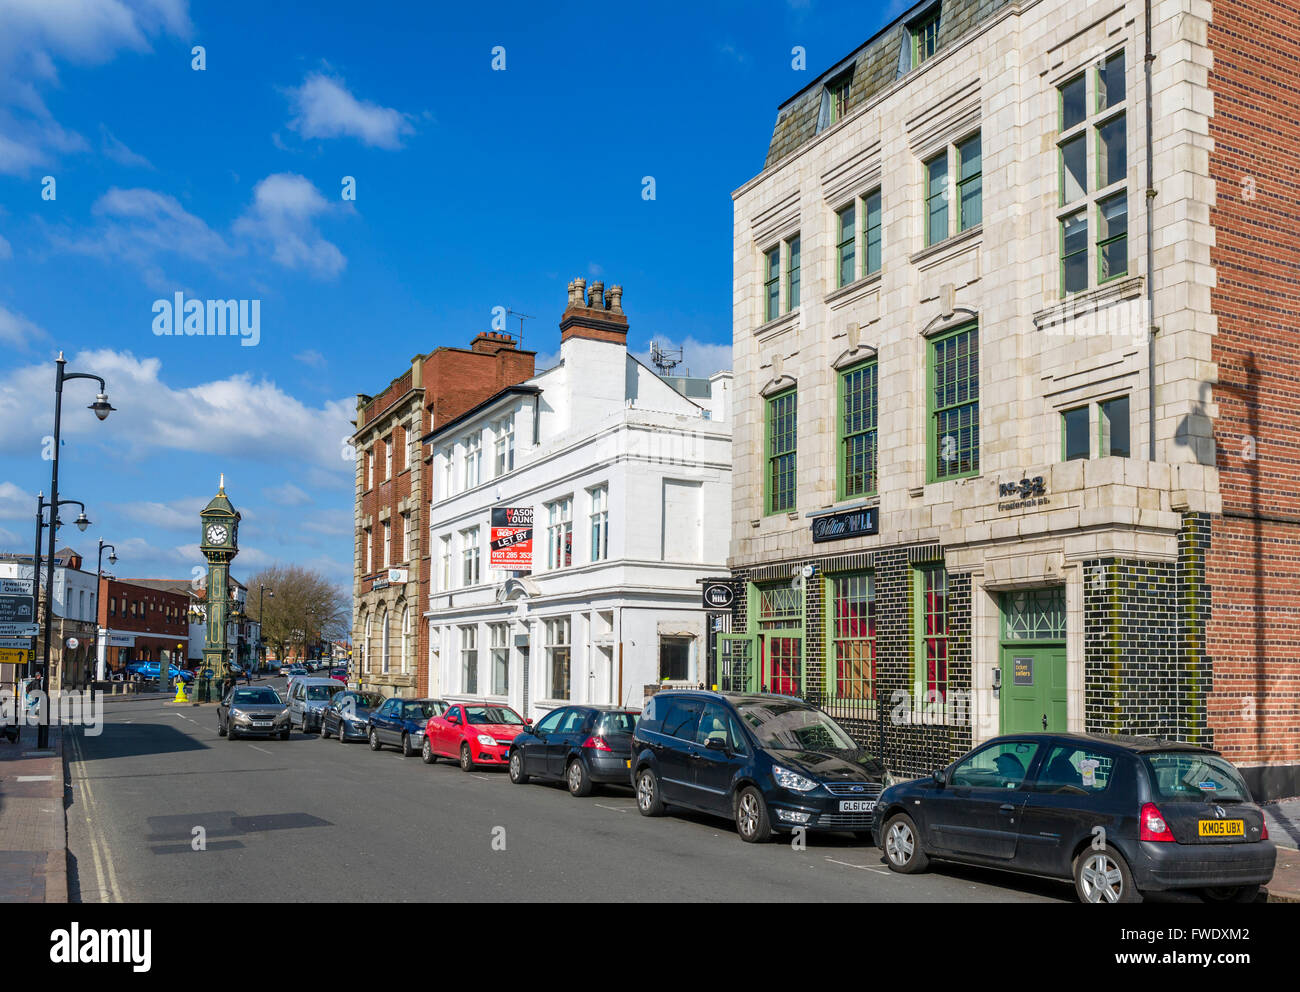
top-left (560, 274), bottom-right (627, 344)
top-left (470, 330), bottom-right (520, 355)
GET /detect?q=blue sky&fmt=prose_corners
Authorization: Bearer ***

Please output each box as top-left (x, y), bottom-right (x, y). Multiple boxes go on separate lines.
top-left (0, 0), bottom-right (912, 591)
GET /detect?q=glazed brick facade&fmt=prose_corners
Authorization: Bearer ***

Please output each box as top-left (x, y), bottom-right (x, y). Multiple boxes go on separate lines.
top-left (1207, 0), bottom-right (1300, 795)
top-left (353, 333), bottom-right (534, 698)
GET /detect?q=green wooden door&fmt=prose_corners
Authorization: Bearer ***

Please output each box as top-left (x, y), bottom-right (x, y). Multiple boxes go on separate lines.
top-left (1000, 645), bottom-right (1067, 733)
top-left (716, 634), bottom-right (755, 693)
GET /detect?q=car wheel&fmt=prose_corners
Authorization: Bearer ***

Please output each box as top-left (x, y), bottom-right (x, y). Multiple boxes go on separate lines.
top-left (1202, 884), bottom-right (1260, 904)
top-left (227, 725), bottom-right (238, 742)
top-left (508, 749), bottom-right (528, 784)
top-left (337, 723), bottom-right (348, 744)
top-left (883, 813), bottom-right (929, 873)
top-left (735, 786), bottom-right (773, 843)
top-left (217, 719), bottom-right (227, 737)
top-left (567, 758), bottom-right (593, 797)
top-left (459, 743), bottom-right (474, 772)
top-left (422, 738), bottom-right (437, 764)
top-left (279, 729), bottom-right (289, 741)
top-left (320, 720), bottom-right (330, 740)
top-left (636, 768), bottom-right (665, 817)
top-left (401, 734), bottom-right (413, 758)
top-left (1074, 845), bottom-right (1141, 903)
top-left (368, 728), bottom-right (382, 751)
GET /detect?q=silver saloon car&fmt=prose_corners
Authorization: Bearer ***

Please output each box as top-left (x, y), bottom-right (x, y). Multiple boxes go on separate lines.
top-left (219, 686), bottom-right (290, 741)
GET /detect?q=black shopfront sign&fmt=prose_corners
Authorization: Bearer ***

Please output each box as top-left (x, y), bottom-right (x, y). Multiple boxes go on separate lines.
top-left (811, 506), bottom-right (879, 544)
top-left (702, 580), bottom-right (736, 610)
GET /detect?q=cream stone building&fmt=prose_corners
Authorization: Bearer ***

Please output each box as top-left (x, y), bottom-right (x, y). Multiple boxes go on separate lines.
top-left (725, 0), bottom-right (1298, 795)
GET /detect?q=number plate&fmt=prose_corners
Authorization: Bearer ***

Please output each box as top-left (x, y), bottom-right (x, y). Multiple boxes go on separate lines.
top-left (1198, 819), bottom-right (1244, 837)
top-left (839, 800), bottom-right (876, 813)
top-left (253, 721), bottom-right (271, 728)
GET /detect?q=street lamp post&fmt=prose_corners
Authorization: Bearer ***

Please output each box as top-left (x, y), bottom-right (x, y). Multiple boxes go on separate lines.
top-left (95, 538), bottom-right (117, 682)
top-left (258, 584), bottom-right (272, 672)
top-left (39, 352), bottom-right (114, 748)
top-left (29, 493), bottom-right (91, 715)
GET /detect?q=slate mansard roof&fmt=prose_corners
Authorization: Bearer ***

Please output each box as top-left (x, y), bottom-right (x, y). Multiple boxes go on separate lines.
top-left (764, 0), bottom-right (1015, 171)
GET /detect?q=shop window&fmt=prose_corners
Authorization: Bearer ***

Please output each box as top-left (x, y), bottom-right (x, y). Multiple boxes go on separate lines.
top-left (828, 572), bottom-right (875, 702)
top-left (545, 616), bottom-right (571, 699)
top-left (659, 636), bottom-right (692, 682)
top-left (914, 566), bottom-right (948, 706)
top-left (1002, 588), bottom-right (1066, 641)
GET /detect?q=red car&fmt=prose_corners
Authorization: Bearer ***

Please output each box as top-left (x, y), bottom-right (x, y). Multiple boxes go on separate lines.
top-left (423, 703), bottom-right (530, 770)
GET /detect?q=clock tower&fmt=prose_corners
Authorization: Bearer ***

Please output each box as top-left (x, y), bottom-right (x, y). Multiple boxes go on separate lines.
top-left (199, 474), bottom-right (240, 689)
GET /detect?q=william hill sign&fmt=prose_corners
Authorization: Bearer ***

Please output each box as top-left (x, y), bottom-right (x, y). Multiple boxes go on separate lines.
top-left (811, 506), bottom-right (879, 543)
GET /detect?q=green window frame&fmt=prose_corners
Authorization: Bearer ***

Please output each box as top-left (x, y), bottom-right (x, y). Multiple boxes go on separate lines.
top-left (828, 75), bottom-right (851, 125)
top-left (912, 565), bottom-right (949, 708)
top-left (838, 359), bottom-right (878, 499)
top-left (786, 235), bottom-right (801, 311)
top-left (912, 9), bottom-right (941, 67)
top-left (927, 322), bottom-right (979, 482)
top-left (1001, 587), bottom-right (1067, 642)
top-left (1061, 210), bottom-right (1088, 295)
top-left (864, 190), bottom-right (882, 275)
top-left (925, 152), bottom-right (949, 246)
top-left (1096, 112), bottom-right (1126, 190)
top-left (1061, 405), bottom-right (1090, 461)
top-left (837, 204), bottom-right (856, 287)
top-left (765, 388), bottom-right (797, 514)
top-left (957, 132), bottom-right (981, 231)
top-left (825, 571), bottom-right (875, 706)
top-left (763, 245), bottom-right (780, 322)
top-left (1097, 50), bottom-right (1126, 113)
top-left (1059, 132), bottom-right (1087, 207)
top-left (1099, 395), bottom-right (1130, 457)
top-left (1096, 192), bottom-right (1128, 283)
top-left (1060, 73), bottom-right (1087, 132)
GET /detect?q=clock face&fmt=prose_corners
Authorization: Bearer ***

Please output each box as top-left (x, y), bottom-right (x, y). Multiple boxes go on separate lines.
top-left (206, 524), bottom-right (228, 545)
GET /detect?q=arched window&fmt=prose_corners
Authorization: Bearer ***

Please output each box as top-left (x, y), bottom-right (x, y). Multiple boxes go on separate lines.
top-left (380, 606), bottom-right (390, 674)
top-left (401, 605), bottom-right (411, 674)
top-left (361, 613), bottom-right (371, 674)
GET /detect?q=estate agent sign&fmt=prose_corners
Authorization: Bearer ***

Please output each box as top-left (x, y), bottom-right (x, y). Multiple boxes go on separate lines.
top-left (490, 506), bottom-right (534, 569)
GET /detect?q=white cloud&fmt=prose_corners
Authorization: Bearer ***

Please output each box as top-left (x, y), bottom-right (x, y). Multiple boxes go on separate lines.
top-left (0, 232), bottom-right (12, 258)
top-left (49, 186), bottom-right (229, 287)
top-left (114, 496), bottom-right (207, 532)
top-left (0, 302), bottom-right (47, 349)
top-left (0, 0), bottom-right (191, 174)
top-left (0, 480), bottom-right (30, 519)
top-left (285, 71), bottom-right (414, 149)
top-left (264, 482), bottom-right (313, 507)
top-left (99, 124), bottom-right (152, 168)
top-left (0, 349), bottom-right (357, 479)
top-left (294, 349), bottom-right (327, 369)
top-left (233, 173), bottom-right (345, 279)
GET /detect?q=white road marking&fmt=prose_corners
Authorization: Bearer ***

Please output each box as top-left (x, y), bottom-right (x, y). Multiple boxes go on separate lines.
top-left (17, 775), bottom-right (53, 782)
top-left (248, 745), bottom-right (273, 755)
top-left (69, 729), bottom-right (124, 903)
top-left (594, 803), bottom-right (633, 813)
top-left (824, 856), bottom-right (891, 876)
top-left (471, 774), bottom-right (493, 781)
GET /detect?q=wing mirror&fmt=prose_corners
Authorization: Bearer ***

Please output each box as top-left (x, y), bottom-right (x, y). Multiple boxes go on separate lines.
top-left (932, 768), bottom-right (947, 787)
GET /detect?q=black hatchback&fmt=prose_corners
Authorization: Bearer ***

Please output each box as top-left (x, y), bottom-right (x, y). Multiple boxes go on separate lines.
top-left (508, 705), bottom-right (639, 796)
top-left (871, 732), bottom-right (1277, 903)
top-left (630, 690), bottom-right (892, 843)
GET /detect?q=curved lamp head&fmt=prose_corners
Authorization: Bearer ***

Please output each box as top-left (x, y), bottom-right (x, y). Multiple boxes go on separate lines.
top-left (89, 393), bottom-right (115, 421)
top-left (108, 551), bottom-right (118, 565)
top-left (75, 511), bottom-right (91, 532)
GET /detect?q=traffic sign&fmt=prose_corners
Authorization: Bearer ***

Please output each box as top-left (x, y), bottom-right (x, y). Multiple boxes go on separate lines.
top-left (0, 647), bottom-right (33, 666)
top-left (0, 623), bottom-right (39, 638)
top-left (0, 578), bottom-right (34, 596)
top-left (0, 595), bottom-right (36, 624)
top-left (0, 638), bottom-right (32, 650)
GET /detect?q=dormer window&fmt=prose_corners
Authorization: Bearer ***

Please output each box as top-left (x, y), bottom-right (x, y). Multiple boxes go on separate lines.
top-left (816, 71), bottom-right (854, 134)
top-left (910, 6), bottom-right (941, 67)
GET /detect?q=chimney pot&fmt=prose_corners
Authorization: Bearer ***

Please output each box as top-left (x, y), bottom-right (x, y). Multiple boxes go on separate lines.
top-left (588, 280), bottom-right (604, 309)
top-left (607, 285), bottom-right (623, 313)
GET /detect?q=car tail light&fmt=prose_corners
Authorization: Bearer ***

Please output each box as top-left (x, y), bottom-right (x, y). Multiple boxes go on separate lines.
top-left (1261, 819), bottom-right (1269, 840)
top-left (583, 735), bottom-right (612, 751)
top-left (1139, 802), bottom-right (1175, 842)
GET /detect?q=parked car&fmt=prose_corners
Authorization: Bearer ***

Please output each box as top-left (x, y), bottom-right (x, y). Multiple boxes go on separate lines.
top-left (367, 698), bottom-right (448, 756)
top-left (217, 686), bottom-right (290, 741)
top-left (423, 703), bottom-right (529, 770)
top-left (327, 668), bottom-right (347, 683)
top-left (631, 691), bottom-right (892, 843)
top-left (321, 690), bottom-right (386, 742)
top-left (287, 677), bottom-right (346, 733)
top-left (508, 705), bottom-right (639, 796)
top-left (870, 732), bottom-right (1277, 904)
top-left (124, 661), bottom-right (195, 684)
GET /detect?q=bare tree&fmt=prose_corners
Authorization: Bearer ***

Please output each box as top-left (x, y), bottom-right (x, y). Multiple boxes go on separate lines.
top-left (245, 565), bottom-right (350, 661)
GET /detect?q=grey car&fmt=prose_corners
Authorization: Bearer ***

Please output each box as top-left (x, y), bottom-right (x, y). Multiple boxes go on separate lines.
top-left (218, 686), bottom-right (290, 741)
top-left (287, 677), bottom-right (345, 733)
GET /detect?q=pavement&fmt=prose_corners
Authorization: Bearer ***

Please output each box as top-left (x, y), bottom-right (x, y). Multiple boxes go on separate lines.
top-left (1261, 798), bottom-right (1300, 903)
top-left (0, 720), bottom-right (67, 903)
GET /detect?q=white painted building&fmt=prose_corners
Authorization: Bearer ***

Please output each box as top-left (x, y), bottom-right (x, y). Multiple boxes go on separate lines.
top-left (420, 279), bottom-right (732, 719)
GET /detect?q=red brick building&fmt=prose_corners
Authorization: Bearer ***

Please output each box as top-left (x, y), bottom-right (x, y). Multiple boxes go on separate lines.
top-left (97, 576), bottom-right (190, 675)
top-left (352, 331), bottom-right (534, 698)
top-left (1206, 0), bottom-right (1300, 798)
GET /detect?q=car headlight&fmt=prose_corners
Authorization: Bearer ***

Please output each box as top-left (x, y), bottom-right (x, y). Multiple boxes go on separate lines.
top-left (274, 711), bottom-right (289, 724)
top-left (476, 734), bottom-right (497, 747)
top-left (773, 765), bottom-right (818, 792)
top-left (411, 728), bottom-right (424, 739)
top-left (232, 710), bottom-right (252, 724)
top-left (882, 771), bottom-right (897, 789)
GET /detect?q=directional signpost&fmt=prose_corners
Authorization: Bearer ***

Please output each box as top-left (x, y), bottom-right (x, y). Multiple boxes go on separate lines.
top-left (0, 575), bottom-right (36, 653)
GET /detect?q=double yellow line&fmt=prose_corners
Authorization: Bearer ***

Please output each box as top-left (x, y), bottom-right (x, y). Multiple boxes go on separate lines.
top-left (67, 727), bottom-right (123, 903)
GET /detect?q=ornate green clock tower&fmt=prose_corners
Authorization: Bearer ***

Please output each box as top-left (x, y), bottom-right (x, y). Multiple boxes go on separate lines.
top-left (200, 475), bottom-right (240, 691)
